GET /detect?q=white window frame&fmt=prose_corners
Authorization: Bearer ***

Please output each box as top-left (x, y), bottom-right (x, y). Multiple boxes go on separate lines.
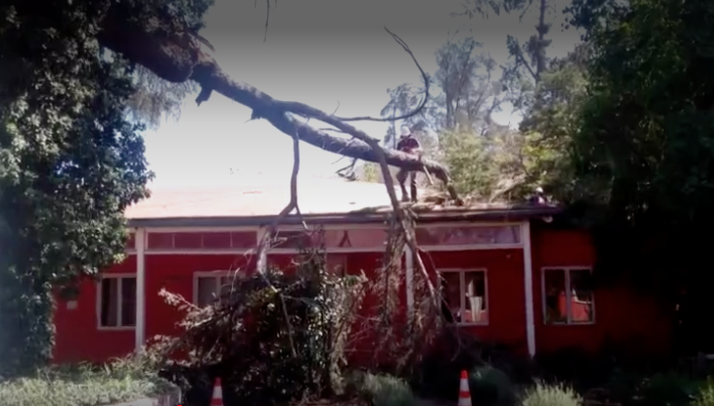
top-left (142, 227), bottom-right (258, 255)
top-left (541, 267), bottom-right (596, 326)
top-left (416, 222), bottom-right (524, 252)
top-left (271, 224), bottom-right (389, 254)
top-left (96, 274), bottom-right (136, 331)
top-left (438, 268), bottom-right (489, 326)
top-left (193, 271), bottom-right (237, 306)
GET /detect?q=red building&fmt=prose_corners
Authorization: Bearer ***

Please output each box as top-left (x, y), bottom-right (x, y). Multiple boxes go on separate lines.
top-left (51, 178), bottom-right (673, 364)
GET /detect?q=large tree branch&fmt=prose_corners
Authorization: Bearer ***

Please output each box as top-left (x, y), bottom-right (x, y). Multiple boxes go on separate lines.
top-left (98, 15), bottom-right (460, 201)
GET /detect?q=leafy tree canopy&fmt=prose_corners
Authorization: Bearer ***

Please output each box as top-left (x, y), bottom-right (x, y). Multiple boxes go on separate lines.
top-left (563, 0), bottom-right (714, 293)
top-left (0, 0), bottom-right (212, 375)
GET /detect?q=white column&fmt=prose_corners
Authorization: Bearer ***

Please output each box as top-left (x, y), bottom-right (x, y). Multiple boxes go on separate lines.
top-left (135, 228), bottom-right (146, 352)
top-left (521, 220), bottom-right (536, 358)
top-left (405, 245), bottom-right (414, 312)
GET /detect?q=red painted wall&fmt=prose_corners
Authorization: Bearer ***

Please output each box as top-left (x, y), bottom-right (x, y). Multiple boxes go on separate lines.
top-left (419, 249), bottom-right (529, 354)
top-left (53, 255), bottom-right (137, 364)
top-left (531, 227), bottom-right (673, 356)
top-left (144, 254), bottom-right (254, 341)
top-left (52, 225), bottom-right (674, 365)
top-left (52, 250), bottom-right (394, 365)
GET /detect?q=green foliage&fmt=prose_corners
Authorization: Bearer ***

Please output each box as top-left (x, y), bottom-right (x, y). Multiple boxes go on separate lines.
top-left (521, 381), bottom-right (581, 406)
top-left (595, 369), bottom-right (703, 406)
top-left (349, 372), bottom-right (416, 406)
top-left (468, 365), bottom-right (517, 406)
top-left (0, 358), bottom-right (174, 406)
top-left (636, 373), bottom-right (697, 406)
top-left (439, 129), bottom-right (497, 198)
top-left (694, 379), bottom-right (714, 406)
top-left (563, 0), bottom-right (714, 311)
top-left (0, 0), bottom-right (220, 377)
top-left (152, 249), bottom-right (368, 404)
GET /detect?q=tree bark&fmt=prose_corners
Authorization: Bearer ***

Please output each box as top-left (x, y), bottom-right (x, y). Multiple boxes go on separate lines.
top-left (98, 15), bottom-right (455, 185)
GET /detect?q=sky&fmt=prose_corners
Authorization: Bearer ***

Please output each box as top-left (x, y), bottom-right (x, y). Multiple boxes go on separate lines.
top-left (142, 0), bottom-right (582, 187)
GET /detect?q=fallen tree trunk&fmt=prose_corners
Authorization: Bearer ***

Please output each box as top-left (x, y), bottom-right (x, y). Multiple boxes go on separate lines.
top-left (98, 14), bottom-right (456, 187)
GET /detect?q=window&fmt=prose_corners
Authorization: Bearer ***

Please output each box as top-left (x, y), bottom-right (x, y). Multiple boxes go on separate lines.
top-left (416, 225), bottom-right (521, 246)
top-left (146, 231), bottom-right (257, 250)
top-left (195, 274), bottom-right (233, 307)
top-left (542, 268), bottom-right (595, 325)
top-left (439, 270), bottom-right (488, 325)
top-left (271, 228), bottom-right (388, 250)
top-left (98, 277), bottom-right (136, 328)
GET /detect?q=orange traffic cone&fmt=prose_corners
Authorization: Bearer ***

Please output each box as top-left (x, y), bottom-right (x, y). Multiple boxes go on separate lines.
top-left (458, 370), bottom-right (472, 406)
top-left (210, 377), bottom-right (224, 406)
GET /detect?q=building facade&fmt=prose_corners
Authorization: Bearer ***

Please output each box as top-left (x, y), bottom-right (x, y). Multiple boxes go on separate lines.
top-left (51, 180), bottom-right (673, 363)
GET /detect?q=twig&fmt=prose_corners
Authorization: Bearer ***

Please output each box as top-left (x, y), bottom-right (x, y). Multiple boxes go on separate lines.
top-left (336, 27), bottom-right (431, 123)
top-left (330, 101), bottom-right (341, 116)
top-left (263, 0), bottom-right (274, 42)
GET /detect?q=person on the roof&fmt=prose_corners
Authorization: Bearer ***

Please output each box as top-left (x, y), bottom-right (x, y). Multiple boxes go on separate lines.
top-left (529, 186), bottom-right (548, 205)
top-left (395, 126), bottom-right (423, 202)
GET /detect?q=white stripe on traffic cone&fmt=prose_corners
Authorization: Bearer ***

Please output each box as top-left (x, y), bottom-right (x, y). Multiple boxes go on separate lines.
top-left (458, 370), bottom-right (472, 406)
top-left (210, 377), bottom-right (224, 406)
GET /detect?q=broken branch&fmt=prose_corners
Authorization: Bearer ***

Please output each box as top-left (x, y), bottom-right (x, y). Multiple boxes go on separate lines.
top-left (97, 18), bottom-right (459, 199)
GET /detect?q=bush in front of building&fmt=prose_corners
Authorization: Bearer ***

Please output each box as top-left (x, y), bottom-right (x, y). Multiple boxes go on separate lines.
top-left (347, 371), bottom-right (416, 406)
top-left (694, 379), bottom-right (714, 406)
top-left (149, 248), bottom-right (371, 406)
top-left (468, 365), bottom-right (517, 406)
top-left (520, 381), bottom-right (581, 406)
top-left (0, 357), bottom-right (174, 406)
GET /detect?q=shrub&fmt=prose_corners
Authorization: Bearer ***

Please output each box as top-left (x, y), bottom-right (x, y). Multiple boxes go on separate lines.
top-left (636, 373), bottom-right (698, 406)
top-left (468, 365), bottom-right (517, 406)
top-left (0, 358), bottom-right (174, 406)
top-left (350, 372), bottom-right (416, 406)
top-left (694, 379), bottom-right (714, 406)
top-left (521, 381), bottom-right (581, 406)
top-left (152, 249), bottom-right (369, 405)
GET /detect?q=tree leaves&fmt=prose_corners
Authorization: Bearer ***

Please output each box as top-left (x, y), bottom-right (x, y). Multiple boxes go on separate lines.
top-left (0, 0), bottom-right (156, 376)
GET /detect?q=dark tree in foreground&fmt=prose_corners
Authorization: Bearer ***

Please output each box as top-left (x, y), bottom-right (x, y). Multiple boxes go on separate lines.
top-left (567, 0), bottom-right (714, 353)
top-left (0, 0), bottom-right (457, 375)
top-left (0, 1), bottom-right (155, 375)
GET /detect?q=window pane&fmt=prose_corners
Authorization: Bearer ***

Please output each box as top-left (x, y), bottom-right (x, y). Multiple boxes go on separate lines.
top-left (415, 225), bottom-right (521, 245)
top-left (197, 277), bottom-right (218, 307)
top-left (147, 233), bottom-right (174, 249)
top-left (100, 279), bottom-right (119, 327)
top-left (202, 232), bottom-right (232, 249)
top-left (231, 231), bottom-right (257, 248)
top-left (218, 281), bottom-right (232, 303)
top-left (543, 270), bottom-right (567, 324)
top-left (174, 232), bottom-right (202, 249)
top-left (441, 273), bottom-right (462, 323)
top-left (120, 278), bottom-right (136, 327)
top-left (569, 269), bottom-right (594, 323)
top-left (463, 271), bottom-right (487, 323)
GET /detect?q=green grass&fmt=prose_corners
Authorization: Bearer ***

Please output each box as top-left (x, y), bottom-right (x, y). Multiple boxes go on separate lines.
top-left (0, 357), bottom-right (174, 406)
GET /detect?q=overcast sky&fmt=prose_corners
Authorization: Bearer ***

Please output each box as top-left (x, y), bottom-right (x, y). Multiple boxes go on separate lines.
top-left (142, 0), bottom-right (582, 187)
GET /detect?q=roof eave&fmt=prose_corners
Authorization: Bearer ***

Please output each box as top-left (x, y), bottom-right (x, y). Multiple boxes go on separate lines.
top-left (126, 205), bottom-right (563, 228)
